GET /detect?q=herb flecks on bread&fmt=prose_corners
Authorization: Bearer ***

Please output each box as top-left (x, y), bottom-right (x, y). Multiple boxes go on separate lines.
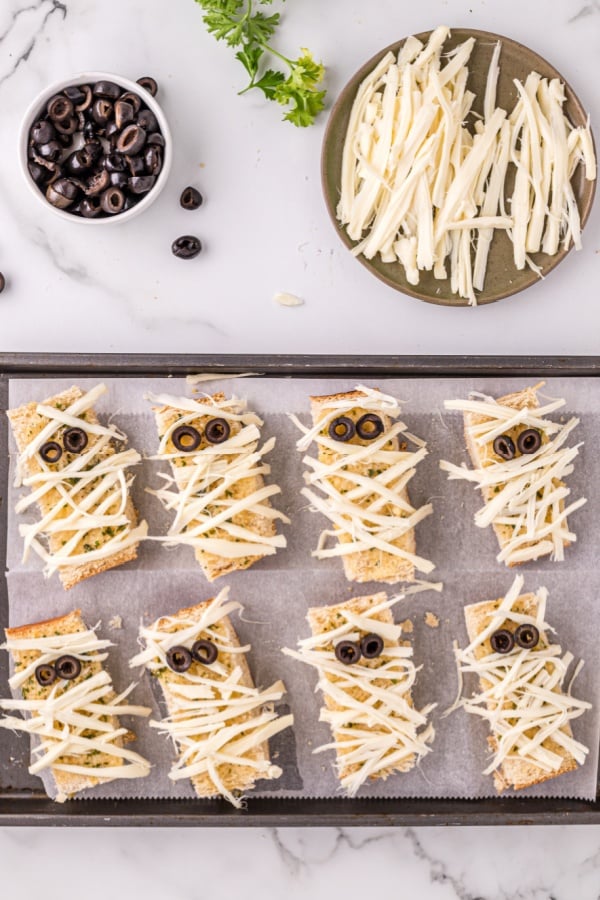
top-left (440, 384), bottom-right (586, 566)
top-left (283, 592), bottom-right (435, 796)
top-left (290, 385), bottom-right (434, 584)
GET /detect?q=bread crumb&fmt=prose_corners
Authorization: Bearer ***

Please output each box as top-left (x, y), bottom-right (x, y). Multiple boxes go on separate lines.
top-left (400, 618), bottom-right (413, 633)
top-left (274, 291), bottom-right (304, 307)
top-left (55, 792), bottom-right (68, 804)
top-left (424, 611), bottom-right (440, 628)
top-left (108, 615), bottom-right (123, 630)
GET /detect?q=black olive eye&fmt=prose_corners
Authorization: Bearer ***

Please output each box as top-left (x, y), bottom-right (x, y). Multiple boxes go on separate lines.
top-left (166, 646), bottom-right (193, 673)
top-left (356, 414), bottom-right (384, 441)
top-left (517, 429), bottom-right (542, 455)
top-left (334, 640), bottom-right (362, 665)
top-left (171, 425), bottom-right (201, 452)
top-left (360, 633), bottom-right (384, 659)
top-left (35, 664), bottom-right (57, 687)
top-left (328, 416), bottom-right (356, 442)
top-left (492, 434), bottom-right (516, 460)
top-left (63, 427), bottom-right (89, 454)
top-left (490, 629), bottom-right (515, 654)
top-left (40, 441), bottom-right (63, 464)
top-left (514, 623), bottom-right (540, 649)
top-left (191, 639), bottom-right (218, 666)
top-left (54, 655), bottom-right (82, 680)
top-left (205, 418), bottom-right (230, 444)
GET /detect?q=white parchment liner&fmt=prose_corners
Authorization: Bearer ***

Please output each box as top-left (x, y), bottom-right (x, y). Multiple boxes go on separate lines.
top-left (2, 375), bottom-right (599, 801)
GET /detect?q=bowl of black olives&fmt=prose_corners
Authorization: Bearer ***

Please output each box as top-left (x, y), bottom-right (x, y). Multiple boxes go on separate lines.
top-left (20, 72), bottom-right (171, 223)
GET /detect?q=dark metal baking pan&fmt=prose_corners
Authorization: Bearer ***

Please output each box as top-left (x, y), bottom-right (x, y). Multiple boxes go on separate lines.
top-left (1, 353), bottom-right (599, 826)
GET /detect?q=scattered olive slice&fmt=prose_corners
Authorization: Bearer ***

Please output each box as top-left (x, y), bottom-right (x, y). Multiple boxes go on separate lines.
top-left (172, 424), bottom-right (201, 452)
top-left (0, 273), bottom-right (5, 294)
top-left (514, 623), bottom-right (540, 649)
top-left (166, 645), bottom-right (193, 673)
top-left (100, 186), bottom-right (126, 214)
top-left (180, 186), bottom-right (203, 210)
top-left (191, 639), bottom-right (218, 666)
top-left (47, 94), bottom-right (74, 122)
top-left (492, 434), bottom-right (516, 461)
top-left (334, 640), bottom-right (362, 665)
top-left (39, 441), bottom-right (63, 463)
top-left (116, 123), bottom-right (146, 155)
top-left (490, 629), bottom-right (515, 654)
top-left (35, 663), bottom-right (57, 687)
top-left (137, 76), bottom-right (158, 96)
top-left (328, 416), bottom-right (355, 442)
top-left (356, 413), bottom-right (384, 441)
top-left (360, 633), bottom-right (384, 659)
top-left (63, 426), bottom-right (88, 454)
top-left (517, 428), bottom-right (542, 455)
top-left (171, 235), bottom-right (202, 259)
top-left (205, 418), bottom-right (230, 444)
top-left (55, 655), bottom-right (82, 680)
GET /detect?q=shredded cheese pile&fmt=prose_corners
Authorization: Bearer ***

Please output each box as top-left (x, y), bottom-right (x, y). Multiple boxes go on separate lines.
top-left (146, 392), bottom-right (289, 560)
top-left (130, 588), bottom-right (293, 808)
top-left (337, 25), bottom-right (596, 304)
top-left (290, 385), bottom-right (434, 574)
top-left (439, 391), bottom-right (586, 564)
top-left (448, 575), bottom-right (591, 777)
top-left (14, 383), bottom-right (147, 576)
top-left (0, 626), bottom-right (151, 781)
top-left (283, 594), bottom-right (435, 796)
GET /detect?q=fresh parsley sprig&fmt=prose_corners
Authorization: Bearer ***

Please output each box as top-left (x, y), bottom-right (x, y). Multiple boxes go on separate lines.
top-left (194, 0), bottom-right (326, 127)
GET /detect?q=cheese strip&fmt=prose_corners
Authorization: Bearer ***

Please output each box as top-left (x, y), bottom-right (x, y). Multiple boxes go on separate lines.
top-left (448, 575), bottom-right (590, 792)
top-left (146, 391), bottom-right (289, 581)
top-left (291, 385), bottom-right (434, 584)
top-left (130, 587), bottom-right (293, 808)
top-left (439, 386), bottom-right (586, 565)
top-left (0, 610), bottom-right (151, 798)
top-left (282, 592), bottom-right (435, 796)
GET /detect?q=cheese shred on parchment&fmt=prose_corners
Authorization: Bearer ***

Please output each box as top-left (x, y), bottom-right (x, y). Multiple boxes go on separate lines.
top-left (337, 26), bottom-right (596, 304)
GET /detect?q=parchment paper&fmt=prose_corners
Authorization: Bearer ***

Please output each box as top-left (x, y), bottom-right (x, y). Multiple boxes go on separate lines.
top-left (3, 374), bottom-right (599, 801)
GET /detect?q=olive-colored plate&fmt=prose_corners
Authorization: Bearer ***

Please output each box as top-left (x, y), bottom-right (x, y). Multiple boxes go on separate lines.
top-left (321, 28), bottom-right (596, 307)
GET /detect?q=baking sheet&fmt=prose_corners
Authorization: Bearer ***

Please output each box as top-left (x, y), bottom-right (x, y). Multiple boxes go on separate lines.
top-left (3, 374), bottom-right (599, 801)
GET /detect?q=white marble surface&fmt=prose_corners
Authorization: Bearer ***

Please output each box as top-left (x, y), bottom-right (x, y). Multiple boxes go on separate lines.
top-left (2, 0), bottom-right (600, 893)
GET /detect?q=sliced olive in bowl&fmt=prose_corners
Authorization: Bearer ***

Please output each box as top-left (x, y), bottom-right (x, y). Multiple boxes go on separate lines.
top-left (490, 629), bottom-right (514, 654)
top-left (100, 186), bottom-right (126, 214)
top-left (128, 175), bottom-right (155, 195)
top-left (492, 434), bottom-right (516, 460)
top-left (46, 178), bottom-right (81, 210)
top-left (328, 416), bottom-right (355, 442)
top-left (514, 623), bottom-right (540, 649)
top-left (47, 94), bottom-right (74, 122)
top-left (35, 663), bottom-right (57, 687)
top-left (31, 119), bottom-right (56, 144)
top-left (205, 418), bottom-right (230, 444)
top-left (171, 424), bottom-right (201, 452)
top-left (334, 639), bottom-right (362, 665)
top-left (39, 441), bottom-right (63, 463)
top-left (356, 413), bottom-right (384, 441)
top-left (191, 639), bottom-right (218, 666)
top-left (517, 428), bottom-right (542, 455)
top-left (116, 124), bottom-right (146, 155)
top-left (360, 633), bottom-right (384, 659)
top-left (80, 196), bottom-right (103, 218)
top-left (93, 80), bottom-right (122, 100)
top-left (63, 426), bottom-right (88, 454)
top-left (55, 655), bottom-right (82, 680)
top-left (166, 645), bottom-right (193, 673)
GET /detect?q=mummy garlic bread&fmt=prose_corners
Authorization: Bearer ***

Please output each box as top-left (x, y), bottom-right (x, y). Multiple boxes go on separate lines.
top-left (7, 384), bottom-right (147, 589)
top-left (147, 390), bottom-right (289, 580)
top-left (283, 592), bottom-right (435, 796)
top-left (0, 610), bottom-right (151, 799)
top-left (130, 588), bottom-right (293, 807)
top-left (450, 576), bottom-right (591, 792)
top-left (291, 386), bottom-right (434, 583)
top-left (439, 384), bottom-right (586, 565)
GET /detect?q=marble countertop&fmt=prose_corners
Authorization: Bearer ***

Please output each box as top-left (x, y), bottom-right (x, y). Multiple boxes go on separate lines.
top-left (1, 0), bottom-right (600, 893)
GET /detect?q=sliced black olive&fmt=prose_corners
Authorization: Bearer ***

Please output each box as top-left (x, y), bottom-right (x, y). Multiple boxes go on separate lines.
top-left (360, 633), bottom-right (384, 659)
top-left (56, 131), bottom-right (73, 148)
top-left (84, 140), bottom-right (103, 164)
top-left (79, 196), bottom-right (103, 218)
top-left (55, 655), bottom-right (82, 680)
top-left (86, 168), bottom-right (111, 197)
top-left (63, 427), bottom-right (88, 454)
top-left (180, 186), bottom-right (203, 210)
top-left (136, 76), bottom-right (158, 96)
top-left (35, 664), bottom-right (57, 687)
top-left (128, 174), bottom-right (155, 194)
top-left (171, 235), bottom-right (202, 259)
top-left (109, 171), bottom-right (128, 189)
top-left (514, 623), bottom-right (540, 649)
top-left (356, 413), bottom-right (384, 441)
top-left (492, 434), bottom-right (516, 461)
top-left (54, 115), bottom-right (78, 137)
top-left (46, 177), bottom-right (80, 209)
top-left (92, 98), bottom-right (114, 126)
top-left (82, 119), bottom-right (97, 142)
top-left (147, 132), bottom-right (165, 148)
top-left (28, 161), bottom-right (50, 185)
top-left (31, 119), bottom-right (55, 144)
top-left (119, 91), bottom-right (142, 114)
top-left (328, 416), bottom-right (355, 442)
top-left (38, 140), bottom-right (62, 162)
top-left (39, 441), bottom-right (63, 463)
top-left (0, 273), bottom-right (4, 294)
top-left (166, 645), bottom-right (193, 673)
top-left (144, 146), bottom-right (163, 176)
top-left (93, 80), bottom-right (121, 100)
top-left (104, 121), bottom-right (120, 144)
top-left (205, 418), bottom-right (230, 444)
top-left (490, 629), bottom-right (514, 654)
top-left (334, 640), bottom-right (362, 665)
top-left (517, 429), bottom-right (542, 455)
top-left (114, 99), bottom-right (135, 130)
top-left (116, 123), bottom-right (146, 155)
top-left (47, 93), bottom-right (74, 122)
top-left (126, 154), bottom-right (146, 176)
top-left (171, 424), bottom-right (201, 452)
top-left (191, 639), bottom-right (218, 666)
top-left (100, 186), bottom-right (125, 214)
top-left (74, 84), bottom-right (93, 112)
top-left (137, 108), bottom-right (158, 133)
top-left (66, 148), bottom-right (94, 175)
top-left (63, 84), bottom-right (87, 106)
top-left (104, 152), bottom-right (126, 173)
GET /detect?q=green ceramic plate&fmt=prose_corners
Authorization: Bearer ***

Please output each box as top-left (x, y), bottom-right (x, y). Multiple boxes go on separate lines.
top-left (321, 28), bottom-right (596, 307)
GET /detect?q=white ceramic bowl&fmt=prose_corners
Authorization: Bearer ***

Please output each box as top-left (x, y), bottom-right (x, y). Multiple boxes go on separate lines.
top-left (19, 71), bottom-right (172, 225)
